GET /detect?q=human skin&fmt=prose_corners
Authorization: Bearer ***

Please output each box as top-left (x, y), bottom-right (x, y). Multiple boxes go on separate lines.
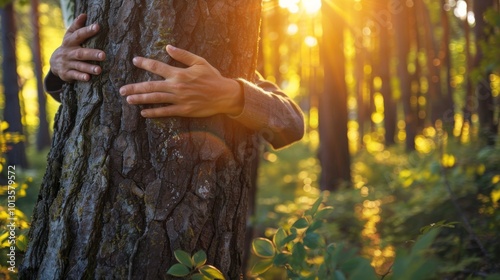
top-left (50, 13), bottom-right (243, 118)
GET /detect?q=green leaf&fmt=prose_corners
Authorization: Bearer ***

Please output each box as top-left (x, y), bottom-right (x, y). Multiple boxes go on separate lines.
top-left (250, 259), bottom-right (274, 276)
top-left (306, 195), bottom-right (323, 216)
top-left (252, 238), bottom-right (276, 258)
top-left (191, 273), bottom-right (211, 280)
top-left (303, 232), bottom-right (322, 249)
top-left (193, 250), bottom-right (207, 268)
top-left (334, 270), bottom-right (347, 280)
top-left (281, 232), bottom-right (297, 246)
top-left (167, 263), bottom-right (190, 277)
top-left (174, 250), bottom-right (194, 268)
top-left (199, 265), bottom-right (225, 280)
top-left (291, 242), bottom-right (306, 265)
top-left (273, 252), bottom-right (290, 266)
top-left (411, 228), bottom-right (439, 255)
top-left (306, 220), bottom-right (323, 233)
top-left (292, 217), bottom-right (309, 229)
top-left (315, 207), bottom-right (334, 219)
top-left (273, 227), bottom-right (287, 249)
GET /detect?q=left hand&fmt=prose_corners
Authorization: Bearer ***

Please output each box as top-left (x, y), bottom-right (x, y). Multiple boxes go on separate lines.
top-left (120, 45), bottom-right (243, 118)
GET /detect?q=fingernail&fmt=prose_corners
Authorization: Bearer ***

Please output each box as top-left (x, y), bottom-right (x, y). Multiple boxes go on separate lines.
top-left (167, 45), bottom-right (176, 51)
top-left (119, 87), bottom-right (126, 95)
top-left (93, 66), bottom-right (98, 74)
top-left (97, 52), bottom-right (103, 59)
top-left (91, 24), bottom-right (97, 31)
top-left (132, 57), bottom-right (138, 64)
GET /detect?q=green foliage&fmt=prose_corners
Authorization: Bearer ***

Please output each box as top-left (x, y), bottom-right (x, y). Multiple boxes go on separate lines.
top-left (166, 250), bottom-right (225, 280)
top-left (471, 7), bottom-right (500, 83)
top-left (0, 122), bottom-right (31, 278)
top-left (250, 194), bottom-right (452, 279)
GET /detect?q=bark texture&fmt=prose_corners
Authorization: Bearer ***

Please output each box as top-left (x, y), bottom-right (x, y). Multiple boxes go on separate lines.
top-left (20, 1), bottom-right (261, 279)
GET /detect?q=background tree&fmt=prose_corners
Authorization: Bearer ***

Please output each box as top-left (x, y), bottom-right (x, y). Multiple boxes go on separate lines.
top-left (20, 0), bottom-right (261, 279)
top-left (1, 1), bottom-right (28, 168)
top-left (473, 0), bottom-right (497, 146)
top-left (31, 0), bottom-right (51, 150)
top-left (319, 0), bottom-right (351, 190)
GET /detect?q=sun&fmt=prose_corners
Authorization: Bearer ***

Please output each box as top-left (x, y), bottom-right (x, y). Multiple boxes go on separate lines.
top-left (278, 0), bottom-right (322, 14)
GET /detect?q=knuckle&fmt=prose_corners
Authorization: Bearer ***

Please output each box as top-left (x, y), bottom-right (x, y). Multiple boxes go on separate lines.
top-left (174, 71), bottom-right (187, 80)
top-left (174, 83), bottom-right (187, 91)
top-left (73, 49), bottom-right (84, 60)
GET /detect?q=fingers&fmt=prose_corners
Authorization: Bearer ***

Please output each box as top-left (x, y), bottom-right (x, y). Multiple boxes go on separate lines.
top-left (67, 14), bottom-right (88, 33)
top-left (64, 14), bottom-right (101, 47)
top-left (70, 47), bottom-right (105, 62)
top-left (166, 45), bottom-right (205, 67)
top-left (131, 57), bottom-right (175, 78)
top-left (125, 92), bottom-right (176, 105)
top-left (120, 81), bottom-right (173, 96)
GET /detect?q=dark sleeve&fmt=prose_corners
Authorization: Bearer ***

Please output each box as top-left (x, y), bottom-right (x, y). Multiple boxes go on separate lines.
top-left (229, 72), bottom-right (305, 149)
top-left (44, 70), bottom-right (66, 102)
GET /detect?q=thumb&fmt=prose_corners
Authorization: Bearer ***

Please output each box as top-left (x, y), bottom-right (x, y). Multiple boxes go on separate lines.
top-left (166, 45), bottom-right (205, 67)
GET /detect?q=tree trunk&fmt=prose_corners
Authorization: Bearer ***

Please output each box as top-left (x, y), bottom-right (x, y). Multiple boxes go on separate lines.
top-left (461, 0), bottom-right (474, 138)
top-left (473, 0), bottom-right (497, 145)
top-left (319, 0), bottom-right (351, 190)
top-left (31, 0), bottom-right (52, 150)
top-left (415, 0), bottom-right (442, 126)
top-left (1, 2), bottom-right (28, 168)
top-left (440, 0), bottom-right (455, 133)
top-left (20, 1), bottom-right (261, 279)
top-left (393, 3), bottom-right (416, 151)
top-left (377, 0), bottom-right (396, 146)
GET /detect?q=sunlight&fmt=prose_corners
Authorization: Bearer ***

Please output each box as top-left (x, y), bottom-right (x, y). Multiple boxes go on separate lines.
top-left (301, 0), bottom-right (322, 14)
top-left (287, 23), bottom-right (299, 35)
top-left (279, 0), bottom-right (300, 13)
top-left (304, 36), bottom-right (318, 47)
top-left (454, 0), bottom-right (467, 20)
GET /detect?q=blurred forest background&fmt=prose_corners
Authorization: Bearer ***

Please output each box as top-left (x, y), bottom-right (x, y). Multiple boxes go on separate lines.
top-left (1, 0), bottom-right (499, 279)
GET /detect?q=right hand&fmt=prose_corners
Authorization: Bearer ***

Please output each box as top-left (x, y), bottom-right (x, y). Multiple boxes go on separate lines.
top-left (50, 13), bottom-right (106, 82)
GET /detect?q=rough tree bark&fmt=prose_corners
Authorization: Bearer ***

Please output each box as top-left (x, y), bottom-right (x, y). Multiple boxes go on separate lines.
top-left (20, 1), bottom-right (261, 279)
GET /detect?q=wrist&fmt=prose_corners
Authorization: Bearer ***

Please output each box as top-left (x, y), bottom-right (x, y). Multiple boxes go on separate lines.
top-left (223, 78), bottom-right (244, 116)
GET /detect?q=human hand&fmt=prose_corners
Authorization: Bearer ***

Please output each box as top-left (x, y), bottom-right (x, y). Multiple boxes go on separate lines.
top-left (50, 14), bottom-right (106, 82)
top-left (119, 45), bottom-right (243, 118)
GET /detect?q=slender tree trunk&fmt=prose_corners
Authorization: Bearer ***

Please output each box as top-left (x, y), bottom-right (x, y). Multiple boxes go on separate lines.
top-left (461, 0), bottom-right (474, 138)
top-left (319, 0), bottom-right (351, 190)
top-left (416, 0), bottom-right (442, 126)
top-left (377, 0), bottom-right (396, 146)
top-left (1, 3), bottom-right (28, 168)
top-left (350, 1), bottom-right (367, 149)
top-left (411, 4), bottom-right (426, 132)
top-left (394, 3), bottom-right (416, 151)
top-left (473, 0), bottom-right (497, 145)
top-left (31, 0), bottom-right (51, 150)
top-left (20, 1), bottom-right (261, 279)
top-left (440, 0), bottom-right (455, 133)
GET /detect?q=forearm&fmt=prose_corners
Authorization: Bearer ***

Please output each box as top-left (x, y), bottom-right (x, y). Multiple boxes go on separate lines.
top-left (230, 77), bottom-right (304, 149)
